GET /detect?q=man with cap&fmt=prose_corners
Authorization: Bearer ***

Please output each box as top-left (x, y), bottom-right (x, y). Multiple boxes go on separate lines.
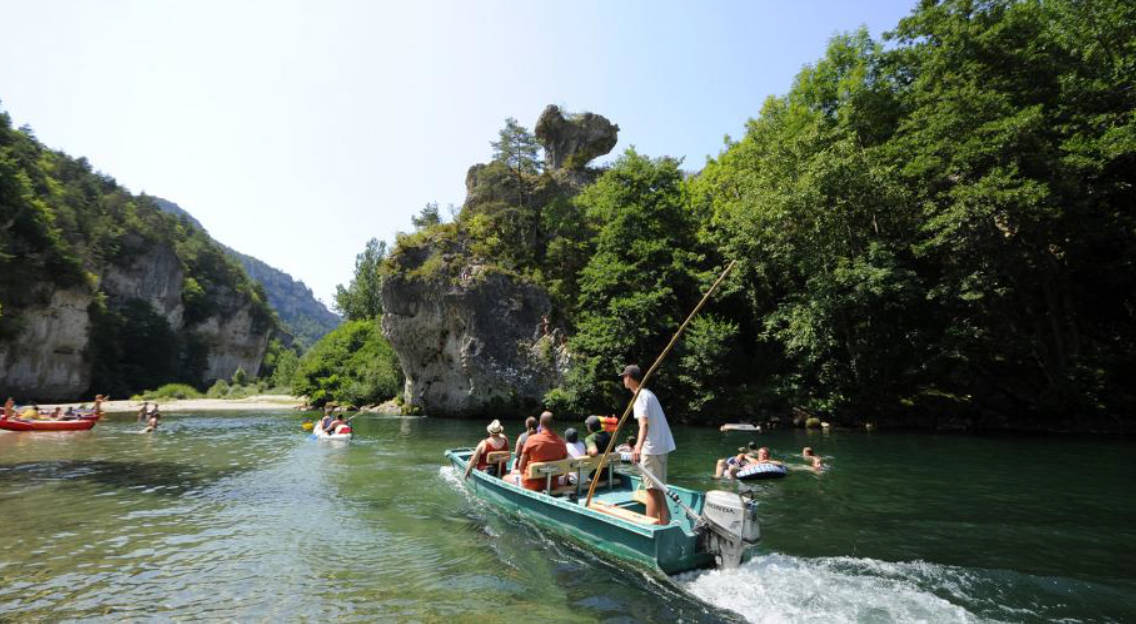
top-left (620, 364), bottom-right (675, 525)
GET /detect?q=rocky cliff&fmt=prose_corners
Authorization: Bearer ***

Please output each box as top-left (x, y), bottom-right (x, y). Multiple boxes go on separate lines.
top-left (380, 105), bottom-right (616, 416)
top-left (0, 288), bottom-right (93, 399)
top-left (154, 197), bottom-right (340, 348)
top-left (0, 110), bottom-right (277, 401)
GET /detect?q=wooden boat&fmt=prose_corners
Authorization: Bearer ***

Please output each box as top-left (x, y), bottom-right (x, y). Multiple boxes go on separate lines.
top-left (0, 418), bottom-right (97, 432)
top-left (445, 448), bottom-right (761, 574)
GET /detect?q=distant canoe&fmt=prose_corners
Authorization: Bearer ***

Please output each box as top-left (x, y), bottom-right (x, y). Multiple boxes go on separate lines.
top-left (719, 423), bottom-right (761, 432)
top-left (0, 418), bottom-right (97, 432)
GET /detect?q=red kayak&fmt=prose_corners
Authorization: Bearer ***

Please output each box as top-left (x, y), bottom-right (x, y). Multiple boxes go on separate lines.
top-left (0, 418), bottom-right (97, 432)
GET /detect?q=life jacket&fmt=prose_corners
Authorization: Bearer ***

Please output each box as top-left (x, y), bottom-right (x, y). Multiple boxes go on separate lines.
top-left (600, 416), bottom-right (619, 433)
top-left (476, 435), bottom-right (509, 470)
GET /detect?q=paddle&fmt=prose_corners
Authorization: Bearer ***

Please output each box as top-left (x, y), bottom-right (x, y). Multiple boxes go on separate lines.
top-left (584, 260), bottom-right (737, 509)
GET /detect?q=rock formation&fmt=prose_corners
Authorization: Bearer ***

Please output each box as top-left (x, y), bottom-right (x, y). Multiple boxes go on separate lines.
top-left (380, 104), bottom-right (615, 416)
top-left (534, 105), bottom-right (619, 170)
top-left (381, 265), bottom-right (562, 416)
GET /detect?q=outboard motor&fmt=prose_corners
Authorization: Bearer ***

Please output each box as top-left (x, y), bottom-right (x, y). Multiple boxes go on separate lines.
top-left (700, 490), bottom-right (760, 568)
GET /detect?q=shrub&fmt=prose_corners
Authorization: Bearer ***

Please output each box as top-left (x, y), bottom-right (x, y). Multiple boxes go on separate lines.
top-left (206, 379), bottom-right (230, 398)
top-left (140, 383), bottom-right (203, 400)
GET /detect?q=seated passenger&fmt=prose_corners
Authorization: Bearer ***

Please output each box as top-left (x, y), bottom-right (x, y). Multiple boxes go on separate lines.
top-left (49, 407), bottom-right (63, 420)
top-left (464, 419), bottom-right (510, 479)
top-left (583, 415), bottom-right (613, 457)
top-left (327, 414), bottom-right (348, 434)
top-left (514, 416), bottom-right (538, 458)
top-left (319, 409), bottom-right (335, 433)
top-left (2, 397), bottom-right (14, 420)
top-left (517, 412), bottom-right (568, 492)
top-left (614, 436), bottom-right (636, 454)
top-left (564, 428), bottom-right (586, 458)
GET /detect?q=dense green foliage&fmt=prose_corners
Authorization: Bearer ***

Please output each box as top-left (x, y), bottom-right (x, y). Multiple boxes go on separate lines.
top-left (0, 107), bottom-right (278, 396)
top-left (384, 0), bottom-right (1134, 431)
top-left (291, 319), bottom-right (403, 407)
top-left (687, 0), bottom-right (1136, 428)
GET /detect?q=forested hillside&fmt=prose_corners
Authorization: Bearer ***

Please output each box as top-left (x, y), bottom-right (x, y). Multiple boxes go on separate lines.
top-left (376, 0), bottom-right (1134, 431)
top-left (0, 109), bottom-right (279, 400)
top-left (153, 197), bottom-right (340, 349)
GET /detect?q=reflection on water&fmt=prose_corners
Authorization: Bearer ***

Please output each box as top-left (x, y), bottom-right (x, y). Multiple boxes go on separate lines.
top-left (0, 413), bottom-right (1133, 622)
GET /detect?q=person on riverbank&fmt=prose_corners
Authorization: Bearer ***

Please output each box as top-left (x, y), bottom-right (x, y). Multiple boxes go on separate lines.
top-left (583, 415), bottom-right (613, 457)
top-left (564, 428), bottom-right (586, 458)
top-left (514, 416), bottom-right (538, 458)
top-left (622, 364), bottom-right (675, 525)
top-left (464, 419), bottom-right (510, 479)
top-left (517, 412), bottom-right (568, 492)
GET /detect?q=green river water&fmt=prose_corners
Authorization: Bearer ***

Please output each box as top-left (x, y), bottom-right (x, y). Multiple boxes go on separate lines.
top-left (1, 411), bottom-right (1132, 622)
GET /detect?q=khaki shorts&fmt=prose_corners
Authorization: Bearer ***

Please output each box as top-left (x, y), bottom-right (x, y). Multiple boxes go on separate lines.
top-left (640, 453), bottom-right (668, 490)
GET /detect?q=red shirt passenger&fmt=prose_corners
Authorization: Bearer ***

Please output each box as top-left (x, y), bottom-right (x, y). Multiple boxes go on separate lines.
top-left (518, 412), bottom-right (568, 491)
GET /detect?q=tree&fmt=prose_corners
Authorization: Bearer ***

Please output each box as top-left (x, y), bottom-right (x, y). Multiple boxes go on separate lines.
top-left (291, 319), bottom-right (403, 407)
top-left (490, 117), bottom-right (541, 174)
top-left (412, 202), bottom-right (442, 230)
top-left (563, 149), bottom-right (720, 413)
top-left (334, 238), bottom-right (386, 320)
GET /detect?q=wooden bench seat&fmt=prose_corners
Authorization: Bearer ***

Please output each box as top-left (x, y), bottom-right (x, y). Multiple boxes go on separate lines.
top-left (525, 456), bottom-right (622, 496)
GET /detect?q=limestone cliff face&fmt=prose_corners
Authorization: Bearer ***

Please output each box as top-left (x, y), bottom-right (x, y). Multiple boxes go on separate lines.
top-left (381, 264), bottom-right (564, 416)
top-left (0, 238), bottom-right (272, 400)
top-left (0, 288), bottom-right (93, 400)
top-left (192, 293), bottom-right (272, 383)
top-left (380, 105), bottom-right (617, 416)
top-left (100, 236), bottom-right (186, 328)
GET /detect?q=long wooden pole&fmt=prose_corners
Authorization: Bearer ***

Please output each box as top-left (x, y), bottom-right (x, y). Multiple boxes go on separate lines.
top-left (584, 260), bottom-right (737, 508)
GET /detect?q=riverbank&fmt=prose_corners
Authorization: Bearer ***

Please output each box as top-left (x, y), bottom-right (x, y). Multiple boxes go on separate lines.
top-left (36, 394), bottom-right (306, 413)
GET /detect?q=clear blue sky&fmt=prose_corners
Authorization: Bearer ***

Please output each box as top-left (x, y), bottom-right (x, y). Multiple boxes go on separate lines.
top-left (0, 0), bottom-right (915, 306)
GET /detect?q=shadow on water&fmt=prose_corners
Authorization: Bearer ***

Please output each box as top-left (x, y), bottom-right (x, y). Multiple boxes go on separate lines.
top-left (0, 459), bottom-right (239, 496)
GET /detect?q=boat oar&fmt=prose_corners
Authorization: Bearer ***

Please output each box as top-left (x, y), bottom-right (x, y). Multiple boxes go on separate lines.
top-left (585, 260), bottom-right (737, 508)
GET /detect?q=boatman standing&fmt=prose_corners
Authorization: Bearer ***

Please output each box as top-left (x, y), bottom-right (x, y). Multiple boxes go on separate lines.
top-left (621, 364), bottom-right (675, 525)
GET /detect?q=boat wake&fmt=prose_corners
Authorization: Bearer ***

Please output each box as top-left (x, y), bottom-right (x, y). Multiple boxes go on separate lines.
top-left (678, 554), bottom-right (991, 623)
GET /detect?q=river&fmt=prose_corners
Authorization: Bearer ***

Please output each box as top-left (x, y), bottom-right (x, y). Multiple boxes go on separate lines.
top-left (1, 412), bottom-right (1132, 622)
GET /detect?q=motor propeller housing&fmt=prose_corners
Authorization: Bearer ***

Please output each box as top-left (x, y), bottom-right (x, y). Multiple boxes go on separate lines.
top-left (700, 490), bottom-right (760, 568)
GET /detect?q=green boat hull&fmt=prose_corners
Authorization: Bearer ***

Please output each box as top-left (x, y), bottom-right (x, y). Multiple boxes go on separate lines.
top-left (446, 448), bottom-right (725, 574)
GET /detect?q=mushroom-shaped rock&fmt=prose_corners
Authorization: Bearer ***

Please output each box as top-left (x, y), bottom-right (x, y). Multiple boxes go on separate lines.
top-left (535, 105), bottom-right (619, 171)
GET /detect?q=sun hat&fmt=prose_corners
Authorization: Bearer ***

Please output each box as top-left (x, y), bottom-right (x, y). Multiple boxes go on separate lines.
top-left (486, 419), bottom-right (504, 434)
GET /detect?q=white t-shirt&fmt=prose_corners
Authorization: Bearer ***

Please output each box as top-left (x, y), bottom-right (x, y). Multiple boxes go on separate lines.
top-left (566, 440), bottom-right (586, 458)
top-left (634, 388), bottom-right (675, 455)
